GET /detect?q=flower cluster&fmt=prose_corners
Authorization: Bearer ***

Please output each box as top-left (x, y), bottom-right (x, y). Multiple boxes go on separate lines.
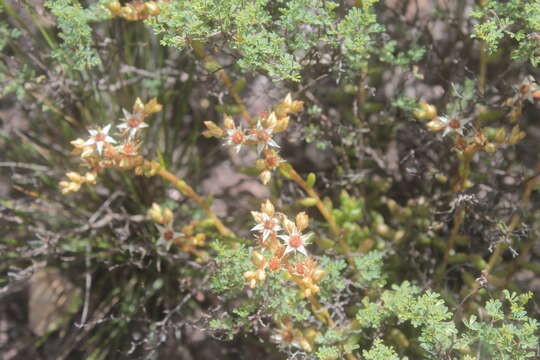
top-left (203, 94), bottom-right (303, 184)
top-left (243, 200), bottom-right (324, 298)
top-left (59, 98), bottom-right (162, 194)
top-left (106, 1), bottom-right (161, 21)
top-left (413, 84), bottom-right (529, 155)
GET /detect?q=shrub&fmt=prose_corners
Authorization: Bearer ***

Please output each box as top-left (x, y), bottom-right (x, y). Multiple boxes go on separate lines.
top-left (1, 1), bottom-right (539, 359)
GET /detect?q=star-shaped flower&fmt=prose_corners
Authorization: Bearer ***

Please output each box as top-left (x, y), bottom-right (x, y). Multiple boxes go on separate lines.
top-left (435, 116), bottom-right (472, 137)
top-left (251, 211), bottom-right (282, 242)
top-left (279, 225), bottom-right (311, 256)
top-left (117, 109), bottom-right (148, 139)
top-left (225, 126), bottom-right (247, 153)
top-left (155, 224), bottom-right (183, 250)
top-left (251, 118), bottom-right (280, 154)
top-left (84, 124), bottom-right (116, 155)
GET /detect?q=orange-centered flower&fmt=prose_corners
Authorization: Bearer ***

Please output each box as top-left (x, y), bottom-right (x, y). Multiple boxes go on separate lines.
top-left (279, 225), bottom-right (311, 256)
top-left (84, 124), bottom-right (116, 155)
top-left (118, 109), bottom-right (148, 139)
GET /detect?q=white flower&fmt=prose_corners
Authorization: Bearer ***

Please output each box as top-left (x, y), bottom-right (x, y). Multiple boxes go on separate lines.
top-left (437, 116), bottom-right (471, 137)
top-left (278, 226), bottom-right (311, 256)
top-left (225, 126), bottom-right (247, 153)
top-left (117, 109), bottom-right (148, 139)
top-left (84, 124), bottom-right (116, 155)
top-left (251, 119), bottom-right (280, 154)
top-left (251, 212), bottom-right (281, 242)
top-left (155, 224), bottom-right (182, 250)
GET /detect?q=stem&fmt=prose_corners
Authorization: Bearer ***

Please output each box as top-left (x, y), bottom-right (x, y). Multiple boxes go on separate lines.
top-left (437, 207), bottom-right (465, 284)
top-left (478, 0), bottom-right (487, 96)
top-left (479, 41), bottom-right (487, 96)
top-left (438, 150), bottom-right (473, 284)
top-left (286, 166), bottom-right (340, 237)
top-left (355, 66), bottom-right (368, 125)
top-left (154, 164), bottom-right (233, 237)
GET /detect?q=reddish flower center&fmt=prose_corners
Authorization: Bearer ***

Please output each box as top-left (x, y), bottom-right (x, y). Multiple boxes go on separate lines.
top-left (231, 130), bottom-right (244, 145)
top-left (266, 155), bottom-right (278, 167)
top-left (295, 263), bottom-right (305, 274)
top-left (257, 130), bottom-right (270, 142)
top-left (268, 257), bottom-right (281, 271)
top-left (281, 330), bottom-right (293, 343)
top-left (264, 219), bottom-right (276, 230)
top-left (163, 230), bottom-right (174, 241)
top-left (95, 133), bottom-right (106, 142)
top-left (448, 119), bottom-right (461, 129)
top-left (127, 116), bottom-right (142, 128)
top-left (123, 143), bottom-right (135, 154)
top-left (289, 234), bottom-right (302, 248)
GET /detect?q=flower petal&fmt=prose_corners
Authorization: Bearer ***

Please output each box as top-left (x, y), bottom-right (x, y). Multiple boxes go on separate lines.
top-left (284, 245), bottom-right (294, 255)
top-left (251, 224), bottom-right (264, 231)
top-left (96, 141), bottom-right (103, 155)
top-left (267, 138), bottom-right (280, 149)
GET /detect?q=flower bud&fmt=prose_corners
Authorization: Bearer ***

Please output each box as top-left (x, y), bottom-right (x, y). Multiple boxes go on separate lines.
top-left (106, 1), bottom-right (122, 14)
top-left (299, 338), bottom-right (312, 352)
top-left (414, 102), bottom-right (437, 120)
top-left (426, 119), bottom-right (445, 132)
top-left (162, 208), bottom-right (173, 224)
top-left (66, 171), bottom-right (83, 183)
top-left (295, 212), bottom-right (309, 231)
top-left (194, 233), bottom-right (206, 245)
top-left (273, 117), bottom-right (289, 133)
top-left (81, 147), bottom-right (94, 158)
top-left (148, 203), bottom-right (164, 223)
top-left (223, 115), bottom-right (235, 130)
top-left (144, 98), bottom-right (162, 114)
top-left (84, 172), bottom-right (97, 183)
top-left (243, 271), bottom-right (255, 280)
top-left (289, 100), bottom-right (304, 114)
top-left (133, 97), bottom-right (145, 113)
top-left (483, 142), bottom-right (496, 154)
top-left (143, 1), bottom-right (160, 16)
top-left (312, 269), bottom-right (326, 282)
top-left (202, 121), bottom-right (224, 138)
top-left (252, 251), bottom-right (265, 266)
top-left (249, 279), bottom-right (257, 288)
top-left (261, 200), bottom-right (275, 216)
top-left (283, 218), bottom-right (296, 234)
top-left (119, 5), bottom-right (137, 20)
top-left (495, 128), bottom-right (507, 143)
top-left (256, 269), bottom-right (266, 281)
top-left (70, 138), bottom-right (85, 148)
top-left (260, 170), bottom-right (272, 185)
